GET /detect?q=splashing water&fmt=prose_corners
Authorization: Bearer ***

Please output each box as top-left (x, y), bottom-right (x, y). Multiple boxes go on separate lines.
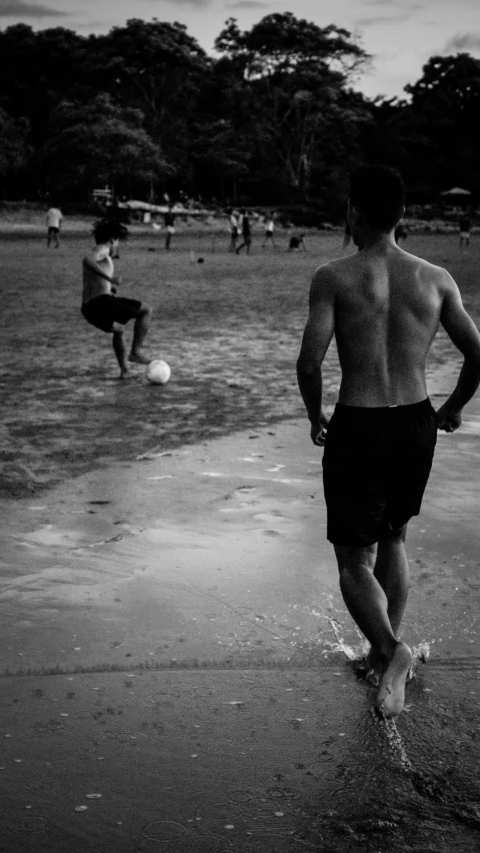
top-left (323, 616), bottom-right (369, 662)
top-left (372, 708), bottom-right (413, 772)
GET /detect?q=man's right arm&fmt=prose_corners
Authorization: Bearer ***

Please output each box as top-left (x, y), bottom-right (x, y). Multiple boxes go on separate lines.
top-left (297, 266), bottom-right (336, 444)
top-left (437, 272), bottom-right (480, 432)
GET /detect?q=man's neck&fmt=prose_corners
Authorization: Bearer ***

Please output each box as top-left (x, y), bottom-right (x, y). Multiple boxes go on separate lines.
top-left (357, 229), bottom-right (397, 251)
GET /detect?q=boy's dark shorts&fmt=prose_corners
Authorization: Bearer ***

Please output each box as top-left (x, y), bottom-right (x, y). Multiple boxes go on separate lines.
top-left (81, 295), bottom-right (142, 334)
top-left (322, 399), bottom-right (437, 547)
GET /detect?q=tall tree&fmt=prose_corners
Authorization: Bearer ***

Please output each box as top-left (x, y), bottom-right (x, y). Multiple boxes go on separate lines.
top-left (0, 107), bottom-right (29, 186)
top-left (401, 54), bottom-right (480, 194)
top-left (41, 95), bottom-right (169, 199)
top-left (214, 13), bottom-right (371, 203)
top-left (89, 19), bottom-right (210, 190)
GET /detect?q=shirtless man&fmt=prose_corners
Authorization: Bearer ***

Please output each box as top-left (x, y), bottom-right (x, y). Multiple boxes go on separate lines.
top-left (81, 220), bottom-right (152, 379)
top-left (297, 165), bottom-right (480, 718)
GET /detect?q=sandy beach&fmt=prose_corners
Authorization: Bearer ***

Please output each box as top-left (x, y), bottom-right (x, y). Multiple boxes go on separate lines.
top-left (1, 230), bottom-right (479, 850)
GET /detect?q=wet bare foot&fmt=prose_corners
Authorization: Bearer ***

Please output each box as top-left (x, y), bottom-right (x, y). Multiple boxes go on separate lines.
top-left (365, 647), bottom-right (382, 686)
top-left (128, 351), bottom-right (150, 365)
top-left (353, 648), bottom-right (382, 687)
top-left (375, 642), bottom-right (412, 718)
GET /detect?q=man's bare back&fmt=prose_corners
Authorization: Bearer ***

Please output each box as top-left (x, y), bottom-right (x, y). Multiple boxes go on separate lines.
top-left (302, 235), bottom-right (480, 424)
top-left (317, 242), bottom-right (448, 406)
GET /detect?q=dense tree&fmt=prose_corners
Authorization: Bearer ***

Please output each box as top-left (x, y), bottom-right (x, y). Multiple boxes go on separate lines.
top-left (41, 95), bottom-right (168, 199)
top-left (89, 20), bottom-right (210, 189)
top-left (403, 54), bottom-right (480, 193)
top-left (0, 108), bottom-right (28, 183)
top-left (214, 14), bottom-right (371, 204)
top-left (0, 15), bottom-right (478, 211)
top-left (0, 25), bottom-right (86, 146)
top-left (367, 54), bottom-right (480, 198)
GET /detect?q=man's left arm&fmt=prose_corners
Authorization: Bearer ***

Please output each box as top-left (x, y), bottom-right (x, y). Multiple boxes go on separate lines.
top-left (296, 267), bottom-right (336, 446)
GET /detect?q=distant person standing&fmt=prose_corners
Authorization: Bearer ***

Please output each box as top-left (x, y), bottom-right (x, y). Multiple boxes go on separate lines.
top-left (46, 204), bottom-right (63, 248)
top-left (235, 210), bottom-right (252, 255)
top-left (262, 213), bottom-right (276, 248)
top-left (227, 208), bottom-right (239, 252)
top-left (459, 215), bottom-right (471, 249)
top-left (164, 204), bottom-right (176, 250)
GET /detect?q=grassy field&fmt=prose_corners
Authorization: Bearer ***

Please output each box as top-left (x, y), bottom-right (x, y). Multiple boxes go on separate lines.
top-left (0, 226), bottom-right (478, 498)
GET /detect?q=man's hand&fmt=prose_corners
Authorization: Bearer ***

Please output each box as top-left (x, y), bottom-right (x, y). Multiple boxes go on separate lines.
top-left (111, 275), bottom-right (121, 287)
top-left (436, 403), bottom-right (462, 433)
top-left (310, 414), bottom-right (329, 446)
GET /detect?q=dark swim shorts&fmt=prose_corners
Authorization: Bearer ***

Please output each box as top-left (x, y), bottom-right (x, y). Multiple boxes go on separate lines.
top-left (322, 399), bottom-right (437, 547)
top-left (81, 295), bottom-right (142, 334)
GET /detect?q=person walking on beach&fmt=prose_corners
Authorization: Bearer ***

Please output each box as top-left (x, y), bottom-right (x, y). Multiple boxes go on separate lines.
top-left (235, 209), bottom-right (252, 255)
top-left (459, 215), bottom-right (471, 249)
top-left (46, 204), bottom-right (63, 247)
top-left (297, 164), bottom-right (480, 718)
top-left (81, 220), bottom-right (152, 379)
top-left (164, 204), bottom-right (176, 250)
top-left (262, 212), bottom-right (276, 248)
top-left (227, 208), bottom-right (239, 252)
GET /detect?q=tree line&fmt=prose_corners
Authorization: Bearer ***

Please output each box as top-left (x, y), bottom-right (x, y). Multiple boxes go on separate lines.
top-left (0, 13), bottom-right (479, 218)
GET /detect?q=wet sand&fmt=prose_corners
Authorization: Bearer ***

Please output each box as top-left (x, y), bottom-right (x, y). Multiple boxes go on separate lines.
top-left (1, 403), bottom-right (480, 850)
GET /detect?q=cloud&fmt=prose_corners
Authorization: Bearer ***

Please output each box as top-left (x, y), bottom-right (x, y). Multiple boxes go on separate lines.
top-left (146, 0), bottom-right (212, 6)
top-left (364, 0), bottom-right (425, 6)
top-left (226, 0), bottom-right (269, 7)
top-left (0, 0), bottom-right (67, 16)
top-left (442, 32), bottom-right (480, 54)
top-left (355, 14), bottom-right (411, 27)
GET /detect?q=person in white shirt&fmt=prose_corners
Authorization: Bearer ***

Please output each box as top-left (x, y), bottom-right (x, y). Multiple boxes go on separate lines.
top-left (262, 212), bottom-right (277, 248)
top-left (46, 205), bottom-right (63, 248)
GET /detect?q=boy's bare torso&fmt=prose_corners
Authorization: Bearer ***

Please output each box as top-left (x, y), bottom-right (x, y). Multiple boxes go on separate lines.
top-left (82, 247), bottom-right (114, 305)
top-left (322, 245), bottom-right (449, 407)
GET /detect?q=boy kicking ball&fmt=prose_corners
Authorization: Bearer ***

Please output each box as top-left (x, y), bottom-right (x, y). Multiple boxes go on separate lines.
top-left (81, 220), bottom-right (152, 379)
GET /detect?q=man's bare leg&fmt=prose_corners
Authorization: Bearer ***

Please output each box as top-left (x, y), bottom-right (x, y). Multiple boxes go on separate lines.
top-left (375, 527), bottom-right (410, 635)
top-left (112, 329), bottom-right (130, 379)
top-left (365, 526), bottom-right (410, 677)
top-left (335, 543), bottom-right (412, 717)
top-left (128, 305), bottom-right (152, 365)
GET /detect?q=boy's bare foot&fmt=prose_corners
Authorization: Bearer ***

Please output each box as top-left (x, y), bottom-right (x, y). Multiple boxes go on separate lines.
top-left (129, 351), bottom-right (150, 365)
top-left (375, 641), bottom-right (412, 718)
top-left (119, 367), bottom-right (131, 380)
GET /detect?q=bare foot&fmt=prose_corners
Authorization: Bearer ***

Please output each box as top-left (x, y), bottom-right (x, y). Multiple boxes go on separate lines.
top-left (119, 367), bottom-right (131, 380)
top-left (128, 350), bottom-right (150, 365)
top-left (365, 647), bottom-right (382, 686)
top-left (375, 642), bottom-right (412, 718)
top-left (353, 648), bottom-right (382, 687)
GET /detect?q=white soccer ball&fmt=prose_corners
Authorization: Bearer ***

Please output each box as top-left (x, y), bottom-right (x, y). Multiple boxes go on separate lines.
top-left (146, 359), bottom-right (171, 385)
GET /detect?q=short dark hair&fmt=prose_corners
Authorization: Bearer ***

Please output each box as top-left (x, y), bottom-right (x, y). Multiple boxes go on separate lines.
top-left (349, 165), bottom-right (405, 231)
top-left (92, 219), bottom-right (128, 244)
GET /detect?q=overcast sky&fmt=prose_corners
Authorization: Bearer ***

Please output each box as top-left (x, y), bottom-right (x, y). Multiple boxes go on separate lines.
top-left (1, 0), bottom-right (479, 99)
